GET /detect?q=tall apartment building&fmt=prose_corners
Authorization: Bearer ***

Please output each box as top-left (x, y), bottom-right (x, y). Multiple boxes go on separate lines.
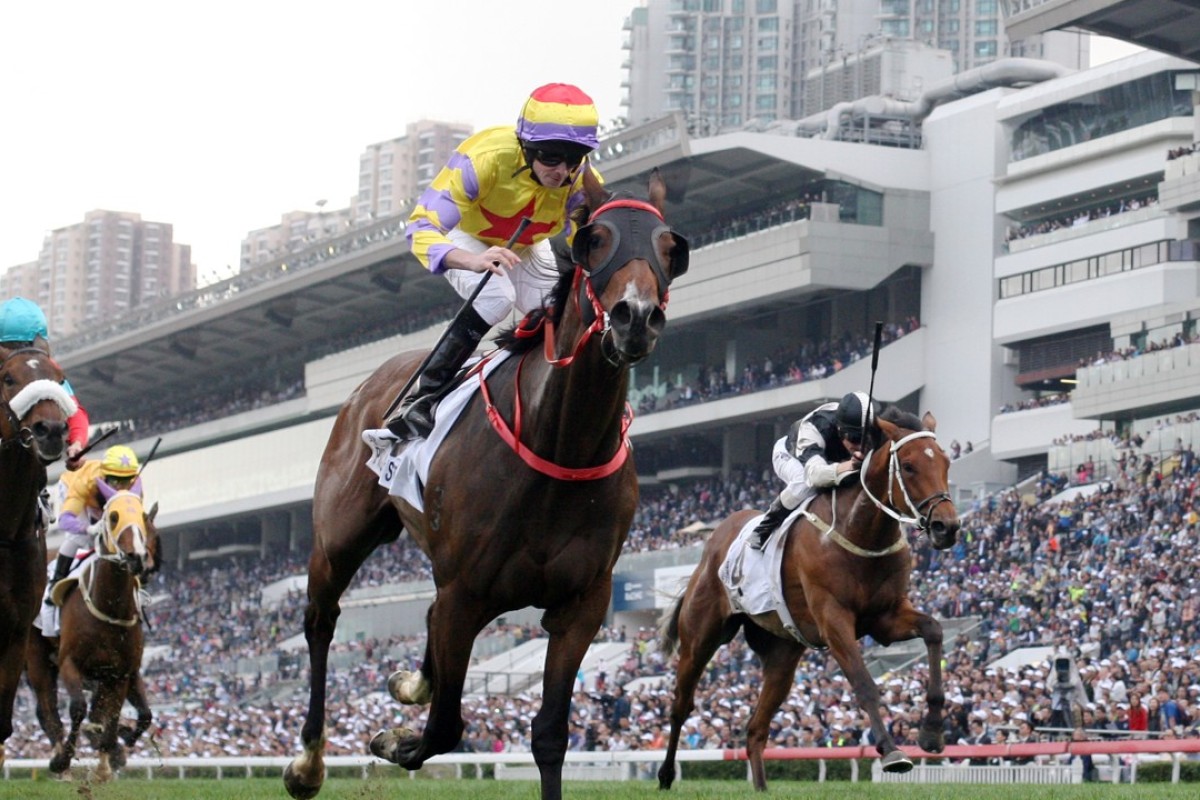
top-left (622, 0), bottom-right (1089, 130)
top-left (354, 119), bottom-right (473, 225)
top-left (0, 210), bottom-right (193, 337)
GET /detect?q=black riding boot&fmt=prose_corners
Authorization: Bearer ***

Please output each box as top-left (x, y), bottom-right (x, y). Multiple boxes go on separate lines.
top-left (386, 307), bottom-right (489, 440)
top-left (44, 553), bottom-right (73, 604)
top-left (748, 498), bottom-right (790, 551)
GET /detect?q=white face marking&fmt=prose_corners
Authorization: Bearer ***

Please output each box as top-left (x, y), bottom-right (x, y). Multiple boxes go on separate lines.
top-left (27, 357), bottom-right (41, 370)
top-left (924, 447), bottom-right (934, 460)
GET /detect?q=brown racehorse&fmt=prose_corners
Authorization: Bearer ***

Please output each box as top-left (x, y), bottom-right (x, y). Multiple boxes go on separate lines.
top-left (25, 488), bottom-right (158, 780)
top-left (657, 407), bottom-right (961, 791)
top-left (283, 170), bottom-right (688, 800)
top-left (0, 344), bottom-right (75, 768)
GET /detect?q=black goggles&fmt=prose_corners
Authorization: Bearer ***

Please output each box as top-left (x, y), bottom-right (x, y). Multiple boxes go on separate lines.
top-left (530, 149), bottom-right (584, 169)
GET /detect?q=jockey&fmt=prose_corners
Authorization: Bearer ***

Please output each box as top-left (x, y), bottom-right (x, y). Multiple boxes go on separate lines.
top-left (0, 296), bottom-right (90, 467)
top-left (47, 444), bottom-right (143, 598)
top-left (386, 83), bottom-right (603, 440)
top-left (748, 391), bottom-right (877, 551)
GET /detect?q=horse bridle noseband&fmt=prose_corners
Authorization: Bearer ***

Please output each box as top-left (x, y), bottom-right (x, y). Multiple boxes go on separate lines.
top-left (0, 347), bottom-right (76, 450)
top-left (859, 430), bottom-right (954, 532)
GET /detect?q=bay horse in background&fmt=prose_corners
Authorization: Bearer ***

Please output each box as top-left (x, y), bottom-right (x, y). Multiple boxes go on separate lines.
top-left (657, 407), bottom-right (961, 791)
top-left (25, 488), bottom-right (159, 780)
top-left (0, 344), bottom-right (77, 767)
top-left (284, 169), bottom-right (689, 800)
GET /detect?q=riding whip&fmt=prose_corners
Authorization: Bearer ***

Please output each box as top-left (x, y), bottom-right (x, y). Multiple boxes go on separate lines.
top-left (71, 424), bottom-right (119, 461)
top-left (383, 217), bottom-right (533, 420)
top-left (864, 321), bottom-right (884, 446)
top-left (136, 436), bottom-right (163, 478)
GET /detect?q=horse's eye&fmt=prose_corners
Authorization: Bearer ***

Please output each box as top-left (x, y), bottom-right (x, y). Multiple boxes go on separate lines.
top-left (2, 374), bottom-right (12, 387)
top-left (902, 462), bottom-right (916, 475)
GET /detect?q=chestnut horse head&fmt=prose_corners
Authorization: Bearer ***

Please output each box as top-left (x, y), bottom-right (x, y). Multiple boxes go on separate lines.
top-left (92, 487), bottom-right (158, 579)
top-left (0, 345), bottom-right (76, 465)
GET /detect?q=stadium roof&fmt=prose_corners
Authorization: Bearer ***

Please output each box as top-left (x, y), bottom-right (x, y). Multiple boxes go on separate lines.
top-left (1004, 0), bottom-right (1200, 62)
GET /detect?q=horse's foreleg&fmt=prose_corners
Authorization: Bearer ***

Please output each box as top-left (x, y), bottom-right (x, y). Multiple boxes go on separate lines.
top-left (872, 604), bottom-right (945, 754)
top-left (533, 585), bottom-right (612, 800)
top-left (658, 586), bottom-right (737, 791)
top-left (819, 605), bottom-right (912, 774)
top-left (742, 629), bottom-right (805, 792)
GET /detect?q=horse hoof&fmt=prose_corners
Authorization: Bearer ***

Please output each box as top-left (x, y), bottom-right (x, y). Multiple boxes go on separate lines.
top-left (283, 761), bottom-right (324, 800)
top-left (881, 750), bottom-right (914, 773)
top-left (369, 727), bottom-right (419, 766)
top-left (49, 753), bottom-right (71, 774)
top-left (387, 670), bottom-right (431, 705)
top-left (918, 728), bottom-right (945, 754)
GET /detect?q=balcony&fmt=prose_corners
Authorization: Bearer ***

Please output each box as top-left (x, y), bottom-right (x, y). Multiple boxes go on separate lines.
top-left (1072, 341), bottom-right (1200, 420)
top-left (1159, 150), bottom-right (1200, 213)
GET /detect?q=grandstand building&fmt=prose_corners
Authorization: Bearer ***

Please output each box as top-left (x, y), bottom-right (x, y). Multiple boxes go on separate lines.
top-left (48, 48), bottom-right (1200, 642)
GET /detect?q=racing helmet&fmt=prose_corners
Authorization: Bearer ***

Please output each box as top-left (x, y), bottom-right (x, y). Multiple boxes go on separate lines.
top-left (0, 297), bottom-right (49, 344)
top-left (101, 445), bottom-right (139, 479)
top-left (835, 391), bottom-right (874, 445)
top-left (516, 83), bottom-right (599, 163)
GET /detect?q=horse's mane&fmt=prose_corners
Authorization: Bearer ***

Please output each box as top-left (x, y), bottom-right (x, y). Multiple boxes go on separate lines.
top-left (492, 268), bottom-right (576, 355)
top-left (864, 406), bottom-right (926, 452)
top-left (878, 405), bottom-right (924, 432)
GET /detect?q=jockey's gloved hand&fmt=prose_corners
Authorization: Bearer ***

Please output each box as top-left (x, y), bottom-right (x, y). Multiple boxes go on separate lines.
top-left (87, 519), bottom-right (105, 536)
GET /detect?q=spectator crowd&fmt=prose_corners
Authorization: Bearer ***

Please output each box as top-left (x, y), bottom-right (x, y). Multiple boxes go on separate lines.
top-left (8, 413), bottom-right (1200, 766)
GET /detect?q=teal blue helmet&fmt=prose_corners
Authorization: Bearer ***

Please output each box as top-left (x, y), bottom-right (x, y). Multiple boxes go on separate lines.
top-left (0, 297), bottom-right (49, 343)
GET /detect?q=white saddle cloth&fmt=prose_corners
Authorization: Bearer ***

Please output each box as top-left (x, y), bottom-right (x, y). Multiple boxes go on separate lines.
top-left (362, 351), bottom-right (513, 513)
top-left (717, 499), bottom-right (817, 644)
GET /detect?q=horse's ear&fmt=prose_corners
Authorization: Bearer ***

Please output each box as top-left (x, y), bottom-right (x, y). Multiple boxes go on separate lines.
top-left (148, 501), bottom-right (159, 522)
top-left (33, 335), bottom-right (51, 356)
top-left (648, 167), bottom-right (667, 215)
top-left (96, 479), bottom-right (118, 502)
top-left (582, 166), bottom-right (608, 214)
top-left (0, 344), bottom-right (10, 361)
top-left (875, 416), bottom-right (899, 442)
top-left (922, 411), bottom-right (937, 432)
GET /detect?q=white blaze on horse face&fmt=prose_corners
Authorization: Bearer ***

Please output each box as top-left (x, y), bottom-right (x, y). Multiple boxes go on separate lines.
top-left (620, 276), bottom-right (655, 311)
top-left (924, 447), bottom-right (934, 460)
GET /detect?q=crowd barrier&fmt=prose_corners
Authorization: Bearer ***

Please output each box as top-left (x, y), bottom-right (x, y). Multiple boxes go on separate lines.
top-left (5, 739), bottom-right (1200, 783)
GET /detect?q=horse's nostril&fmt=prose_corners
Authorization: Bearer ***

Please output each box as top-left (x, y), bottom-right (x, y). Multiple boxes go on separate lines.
top-left (609, 301), bottom-right (632, 328)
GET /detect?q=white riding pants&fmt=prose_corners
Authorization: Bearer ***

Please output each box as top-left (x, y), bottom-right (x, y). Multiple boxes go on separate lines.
top-left (772, 436), bottom-right (815, 510)
top-left (443, 229), bottom-right (560, 327)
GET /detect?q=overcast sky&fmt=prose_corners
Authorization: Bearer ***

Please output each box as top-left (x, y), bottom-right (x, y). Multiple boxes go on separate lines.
top-left (0, 3), bottom-right (1143, 282)
top-left (0, 0), bottom-right (632, 280)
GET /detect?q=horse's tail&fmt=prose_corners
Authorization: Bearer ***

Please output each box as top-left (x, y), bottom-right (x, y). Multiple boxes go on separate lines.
top-left (657, 593), bottom-right (684, 658)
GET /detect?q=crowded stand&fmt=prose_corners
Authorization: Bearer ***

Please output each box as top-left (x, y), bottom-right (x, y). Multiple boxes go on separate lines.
top-left (1004, 194), bottom-right (1158, 244)
top-left (630, 318), bottom-right (919, 415)
top-left (8, 412), bottom-right (1200, 766)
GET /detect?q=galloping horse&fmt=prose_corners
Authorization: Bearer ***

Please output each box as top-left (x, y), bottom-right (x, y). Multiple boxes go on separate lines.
top-left (657, 407), bottom-right (961, 791)
top-left (25, 488), bottom-right (158, 780)
top-left (0, 344), bottom-right (76, 767)
top-left (284, 170), bottom-right (688, 800)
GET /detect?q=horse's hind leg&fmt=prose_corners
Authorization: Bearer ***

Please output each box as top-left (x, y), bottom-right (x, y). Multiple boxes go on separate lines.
top-left (743, 625), bottom-right (805, 791)
top-left (658, 584), bottom-right (739, 791)
top-left (532, 582), bottom-right (613, 800)
top-left (872, 602), bottom-right (945, 754)
top-left (119, 674), bottom-right (152, 749)
top-left (285, 490), bottom-right (397, 800)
